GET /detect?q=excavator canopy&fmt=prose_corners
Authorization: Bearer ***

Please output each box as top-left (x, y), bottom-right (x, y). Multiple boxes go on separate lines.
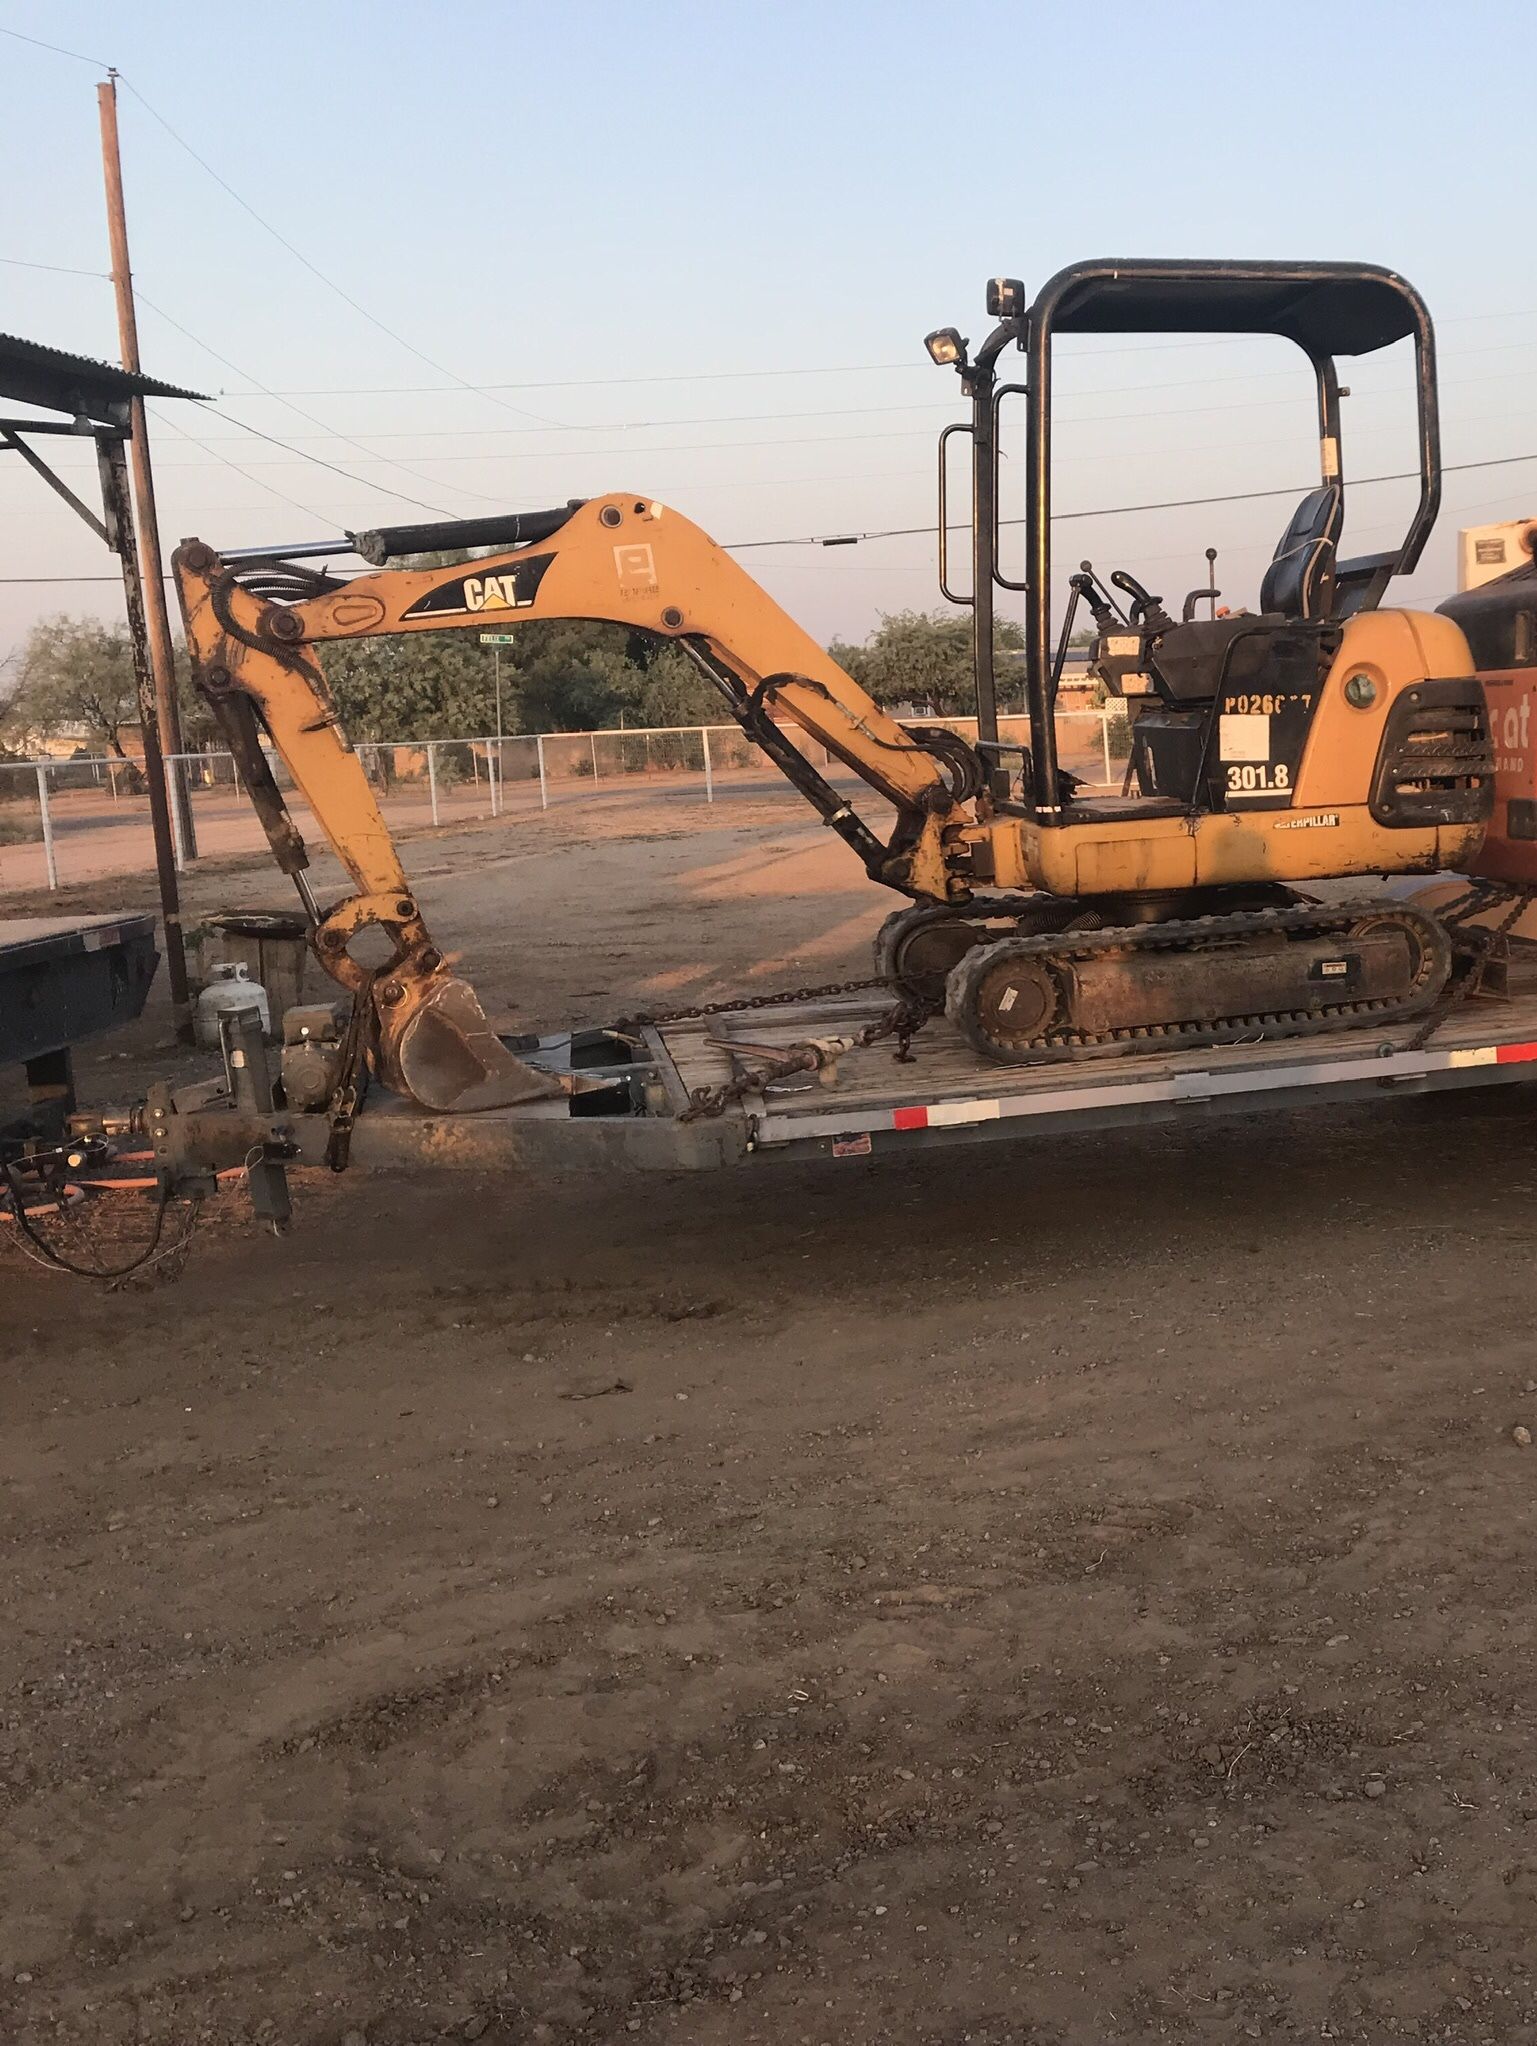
top-left (1032, 258), bottom-right (1429, 357)
top-left (1002, 259), bottom-right (1443, 814)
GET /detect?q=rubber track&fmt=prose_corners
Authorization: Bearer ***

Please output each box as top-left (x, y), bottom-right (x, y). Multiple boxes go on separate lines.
top-left (947, 902), bottom-right (1453, 1065)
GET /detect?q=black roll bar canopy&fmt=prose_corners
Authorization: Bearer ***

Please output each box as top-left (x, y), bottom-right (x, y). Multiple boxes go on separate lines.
top-left (1024, 259), bottom-right (1440, 814)
top-left (1033, 263), bottom-right (1428, 354)
top-left (940, 259), bottom-right (1442, 818)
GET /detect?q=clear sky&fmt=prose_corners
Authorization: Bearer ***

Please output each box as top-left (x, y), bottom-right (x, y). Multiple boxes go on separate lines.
top-left (2, 0), bottom-right (1533, 673)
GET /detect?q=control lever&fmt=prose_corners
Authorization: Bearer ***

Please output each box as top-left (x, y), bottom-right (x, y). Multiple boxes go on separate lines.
top-left (1074, 559), bottom-right (1125, 628)
top-left (1050, 579), bottom-right (1086, 703)
top-left (1182, 548), bottom-right (1221, 622)
top-left (1111, 570), bottom-right (1177, 635)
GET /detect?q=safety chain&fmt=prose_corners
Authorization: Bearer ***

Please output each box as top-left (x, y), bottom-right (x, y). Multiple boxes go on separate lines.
top-left (1402, 880), bottom-right (1537, 1050)
top-left (678, 991), bottom-right (933, 1122)
top-left (614, 977), bottom-right (933, 1121)
top-left (614, 975), bottom-right (894, 1034)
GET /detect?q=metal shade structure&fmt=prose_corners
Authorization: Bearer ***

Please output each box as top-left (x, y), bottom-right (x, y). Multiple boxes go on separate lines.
top-left (0, 332), bottom-right (203, 424)
top-left (0, 334), bottom-right (208, 1018)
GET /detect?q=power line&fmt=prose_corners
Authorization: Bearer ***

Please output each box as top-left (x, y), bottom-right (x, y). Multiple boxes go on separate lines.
top-left (183, 346), bottom-right (1537, 450)
top-left (216, 336), bottom-right (1537, 429)
top-left (136, 290), bottom-right (512, 512)
top-left (0, 255), bottom-right (108, 278)
top-left (113, 76), bottom-right (569, 433)
top-left (5, 448), bottom-right (1534, 581)
top-left (204, 397), bottom-right (959, 441)
top-left (0, 30), bottom-right (485, 523)
top-left (0, 25), bottom-right (111, 68)
top-left (241, 364), bottom-right (936, 399)
top-left (189, 402), bottom-right (457, 516)
top-left (725, 450), bottom-right (1537, 549)
top-left (146, 406), bottom-right (334, 525)
top-left (227, 306), bottom-right (1537, 399)
top-left (6, 22), bottom-right (1536, 466)
top-left (105, 364), bottom-right (1537, 475)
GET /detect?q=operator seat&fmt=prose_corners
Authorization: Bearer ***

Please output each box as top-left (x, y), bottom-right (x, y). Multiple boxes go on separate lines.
top-left (1148, 483), bottom-right (1344, 704)
top-left (1258, 482), bottom-right (1343, 621)
top-left (1123, 485), bottom-right (1345, 806)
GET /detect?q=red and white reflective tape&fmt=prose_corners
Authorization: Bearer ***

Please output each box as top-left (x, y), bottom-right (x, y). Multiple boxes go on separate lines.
top-left (769, 1030), bottom-right (1537, 1153)
top-left (891, 1100), bottom-right (1000, 1130)
top-left (1448, 1039), bottom-right (1537, 1068)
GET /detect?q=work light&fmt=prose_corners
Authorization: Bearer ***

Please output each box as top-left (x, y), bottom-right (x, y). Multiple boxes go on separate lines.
top-left (924, 327), bottom-right (967, 368)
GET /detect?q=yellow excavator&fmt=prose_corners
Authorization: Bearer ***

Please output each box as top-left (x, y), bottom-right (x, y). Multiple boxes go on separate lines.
top-left (173, 258), bottom-right (1496, 1115)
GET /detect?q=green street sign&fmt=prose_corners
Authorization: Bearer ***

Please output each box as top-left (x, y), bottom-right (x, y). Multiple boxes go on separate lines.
top-left (479, 633), bottom-right (517, 644)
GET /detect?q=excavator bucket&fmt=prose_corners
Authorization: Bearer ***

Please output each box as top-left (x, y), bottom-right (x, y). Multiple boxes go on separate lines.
top-left (387, 975), bottom-right (568, 1112)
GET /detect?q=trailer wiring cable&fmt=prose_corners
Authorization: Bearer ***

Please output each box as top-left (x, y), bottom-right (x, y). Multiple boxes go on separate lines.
top-left (0, 1178), bottom-right (85, 1221)
top-left (0, 1154), bottom-right (200, 1283)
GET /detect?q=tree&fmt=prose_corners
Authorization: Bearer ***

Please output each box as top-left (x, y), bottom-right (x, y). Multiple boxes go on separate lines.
top-left (323, 631), bottom-right (500, 742)
top-left (1, 615), bottom-right (142, 758)
top-left (827, 610), bottom-right (1023, 716)
top-left (0, 613), bottom-right (214, 758)
top-left (322, 612), bottom-right (721, 740)
top-left (611, 641), bottom-right (722, 730)
top-left (511, 626), bottom-right (718, 733)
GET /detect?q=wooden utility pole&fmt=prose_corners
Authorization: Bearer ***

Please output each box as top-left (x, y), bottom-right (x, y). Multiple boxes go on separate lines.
top-left (97, 70), bottom-right (197, 860)
top-left (97, 432), bottom-right (193, 1031)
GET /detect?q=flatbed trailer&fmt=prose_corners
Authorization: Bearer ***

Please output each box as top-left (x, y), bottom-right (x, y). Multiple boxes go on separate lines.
top-left (1, 914), bottom-right (158, 1141)
top-left (155, 969), bottom-right (1537, 1191)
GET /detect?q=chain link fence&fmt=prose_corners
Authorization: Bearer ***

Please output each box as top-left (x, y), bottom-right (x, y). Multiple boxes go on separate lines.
top-left (0, 708), bottom-right (1126, 896)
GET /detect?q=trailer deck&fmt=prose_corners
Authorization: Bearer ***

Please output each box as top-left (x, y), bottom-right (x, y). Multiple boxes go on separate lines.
top-left (160, 968), bottom-right (1537, 1190)
top-left (646, 984), bottom-right (1537, 1158)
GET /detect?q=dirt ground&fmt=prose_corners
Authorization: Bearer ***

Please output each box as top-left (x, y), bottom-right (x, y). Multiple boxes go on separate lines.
top-left (5, 796), bottom-right (1537, 2045)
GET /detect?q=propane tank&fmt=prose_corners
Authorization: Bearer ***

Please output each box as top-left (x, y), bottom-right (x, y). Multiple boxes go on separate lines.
top-left (194, 960), bottom-right (272, 1049)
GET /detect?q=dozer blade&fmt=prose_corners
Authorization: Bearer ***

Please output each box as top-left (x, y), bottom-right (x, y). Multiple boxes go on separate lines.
top-left (388, 974), bottom-right (569, 1112)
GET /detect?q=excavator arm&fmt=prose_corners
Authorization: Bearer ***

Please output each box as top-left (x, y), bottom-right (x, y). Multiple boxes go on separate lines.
top-left (172, 494), bottom-right (983, 1111)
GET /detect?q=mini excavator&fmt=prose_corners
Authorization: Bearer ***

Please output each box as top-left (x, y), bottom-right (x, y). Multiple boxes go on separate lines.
top-left (173, 258), bottom-right (1500, 1115)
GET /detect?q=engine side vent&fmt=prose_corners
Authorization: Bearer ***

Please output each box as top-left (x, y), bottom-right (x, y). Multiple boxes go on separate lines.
top-left (1369, 679), bottom-right (1494, 828)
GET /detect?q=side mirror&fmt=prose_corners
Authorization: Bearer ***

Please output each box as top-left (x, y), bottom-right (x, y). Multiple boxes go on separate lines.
top-left (986, 277), bottom-right (1026, 318)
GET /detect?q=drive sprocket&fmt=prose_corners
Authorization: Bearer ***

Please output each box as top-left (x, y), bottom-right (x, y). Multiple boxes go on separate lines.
top-left (872, 894), bottom-right (1080, 1003)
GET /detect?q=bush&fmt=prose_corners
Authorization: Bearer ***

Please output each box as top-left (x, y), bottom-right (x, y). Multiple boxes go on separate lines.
top-left (0, 805), bottom-right (41, 844)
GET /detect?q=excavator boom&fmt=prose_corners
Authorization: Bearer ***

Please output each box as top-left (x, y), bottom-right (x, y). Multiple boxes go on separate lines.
top-left (172, 496), bottom-right (977, 1110)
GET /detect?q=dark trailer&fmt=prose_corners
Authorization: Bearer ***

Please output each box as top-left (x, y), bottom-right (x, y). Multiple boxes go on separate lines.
top-left (0, 916), bottom-right (158, 1141)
